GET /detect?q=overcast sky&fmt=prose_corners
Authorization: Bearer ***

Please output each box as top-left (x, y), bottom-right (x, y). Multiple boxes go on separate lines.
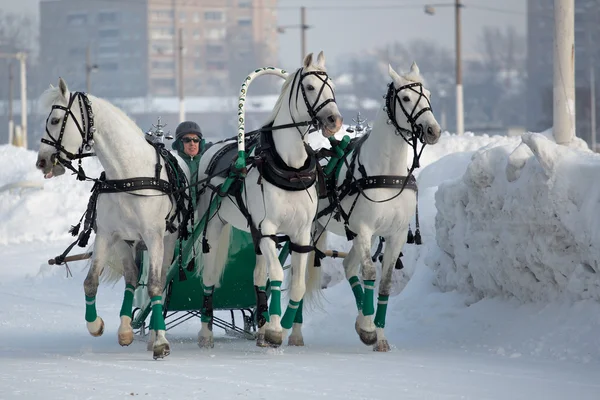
top-left (2, 0), bottom-right (527, 71)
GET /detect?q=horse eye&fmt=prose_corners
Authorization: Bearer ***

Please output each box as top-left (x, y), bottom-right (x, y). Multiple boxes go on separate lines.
top-left (50, 117), bottom-right (60, 125)
top-left (402, 96), bottom-right (410, 102)
top-left (306, 84), bottom-right (315, 91)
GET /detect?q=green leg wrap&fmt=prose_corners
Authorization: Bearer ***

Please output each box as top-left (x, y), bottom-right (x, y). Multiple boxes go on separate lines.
top-left (269, 281), bottom-right (282, 317)
top-left (85, 295), bottom-right (97, 323)
top-left (119, 284), bottom-right (135, 318)
top-left (201, 285), bottom-right (214, 323)
top-left (374, 295), bottom-right (389, 328)
top-left (293, 299), bottom-right (304, 324)
top-left (348, 276), bottom-right (364, 311)
top-left (281, 299), bottom-right (301, 330)
top-left (150, 296), bottom-right (166, 331)
top-left (362, 280), bottom-right (375, 317)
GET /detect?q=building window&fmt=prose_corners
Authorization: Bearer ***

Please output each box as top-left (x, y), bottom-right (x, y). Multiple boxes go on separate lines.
top-left (150, 27), bottom-right (174, 40)
top-left (98, 47), bottom-right (119, 58)
top-left (193, 12), bottom-right (200, 23)
top-left (207, 60), bottom-right (226, 70)
top-left (239, 0), bottom-right (252, 8)
top-left (152, 60), bottom-right (175, 70)
top-left (238, 18), bottom-right (252, 27)
top-left (205, 27), bottom-right (226, 40)
top-left (151, 42), bottom-right (174, 55)
top-left (99, 29), bottom-right (120, 39)
top-left (179, 11), bottom-right (186, 22)
top-left (206, 45), bottom-right (223, 56)
top-left (67, 13), bottom-right (87, 26)
top-left (194, 60), bottom-right (202, 71)
top-left (193, 30), bottom-right (200, 40)
top-left (205, 11), bottom-right (224, 21)
top-left (150, 10), bottom-right (174, 21)
top-left (152, 78), bottom-right (175, 90)
top-left (97, 11), bottom-right (118, 24)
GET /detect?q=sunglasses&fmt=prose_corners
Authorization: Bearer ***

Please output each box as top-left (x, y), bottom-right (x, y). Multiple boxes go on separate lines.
top-left (182, 137), bottom-right (200, 143)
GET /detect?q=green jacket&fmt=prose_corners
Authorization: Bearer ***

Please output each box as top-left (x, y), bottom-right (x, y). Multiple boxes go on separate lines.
top-left (172, 137), bottom-right (206, 209)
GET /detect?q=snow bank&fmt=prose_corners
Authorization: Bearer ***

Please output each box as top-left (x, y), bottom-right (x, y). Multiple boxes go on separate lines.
top-left (435, 132), bottom-right (600, 302)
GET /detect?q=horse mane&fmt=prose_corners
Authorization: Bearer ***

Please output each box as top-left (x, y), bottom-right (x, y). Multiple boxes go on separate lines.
top-left (38, 85), bottom-right (143, 137)
top-left (261, 62), bottom-right (330, 127)
top-left (262, 69), bottom-right (298, 127)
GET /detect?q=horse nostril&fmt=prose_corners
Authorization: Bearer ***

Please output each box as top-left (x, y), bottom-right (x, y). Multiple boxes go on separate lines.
top-left (37, 159), bottom-right (46, 169)
top-left (428, 126), bottom-right (433, 135)
top-left (327, 115), bottom-right (336, 124)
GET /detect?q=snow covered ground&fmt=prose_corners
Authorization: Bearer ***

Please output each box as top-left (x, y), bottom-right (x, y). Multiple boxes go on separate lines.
top-left (1, 130), bottom-right (600, 399)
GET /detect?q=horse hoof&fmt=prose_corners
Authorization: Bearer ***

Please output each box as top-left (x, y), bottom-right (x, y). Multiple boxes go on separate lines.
top-left (358, 329), bottom-right (377, 346)
top-left (256, 333), bottom-right (268, 347)
top-left (88, 317), bottom-right (104, 337)
top-left (118, 329), bottom-right (134, 346)
top-left (198, 336), bottom-right (214, 349)
top-left (153, 343), bottom-right (171, 360)
top-left (373, 340), bottom-right (391, 352)
top-left (264, 329), bottom-right (283, 347)
top-left (287, 335), bottom-right (304, 347)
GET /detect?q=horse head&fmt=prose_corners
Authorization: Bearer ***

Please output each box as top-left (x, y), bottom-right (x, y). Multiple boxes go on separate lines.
top-left (387, 62), bottom-right (441, 145)
top-left (294, 51), bottom-right (343, 138)
top-left (36, 77), bottom-right (92, 178)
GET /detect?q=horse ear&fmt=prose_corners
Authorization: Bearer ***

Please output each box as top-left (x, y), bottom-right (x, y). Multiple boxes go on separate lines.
top-left (410, 61), bottom-right (420, 76)
top-left (388, 64), bottom-right (402, 83)
top-left (316, 51), bottom-right (326, 69)
top-left (303, 52), bottom-right (313, 68)
top-left (58, 77), bottom-right (69, 99)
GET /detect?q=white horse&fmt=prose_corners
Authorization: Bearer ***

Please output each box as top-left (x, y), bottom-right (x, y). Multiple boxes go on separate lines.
top-left (301, 63), bottom-right (442, 351)
top-left (36, 78), bottom-right (191, 359)
top-left (195, 51), bottom-right (343, 348)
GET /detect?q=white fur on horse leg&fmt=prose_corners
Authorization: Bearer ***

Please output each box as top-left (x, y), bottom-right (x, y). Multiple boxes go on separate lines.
top-left (198, 321), bottom-right (214, 348)
top-left (287, 322), bottom-right (305, 346)
top-left (146, 330), bottom-right (156, 351)
top-left (86, 317), bottom-right (105, 337)
top-left (373, 327), bottom-right (390, 352)
top-left (152, 330), bottom-right (170, 360)
top-left (117, 315), bottom-right (134, 346)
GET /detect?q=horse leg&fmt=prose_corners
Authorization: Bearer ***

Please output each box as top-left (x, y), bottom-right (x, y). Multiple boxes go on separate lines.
top-left (351, 231), bottom-right (378, 346)
top-left (198, 219), bottom-right (228, 349)
top-left (254, 253), bottom-right (269, 347)
top-left (143, 231), bottom-right (170, 359)
top-left (287, 299), bottom-right (304, 346)
top-left (117, 240), bottom-right (139, 346)
top-left (281, 229), bottom-right (310, 343)
top-left (373, 232), bottom-right (405, 352)
top-left (259, 229), bottom-right (285, 347)
top-left (83, 234), bottom-right (111, 337)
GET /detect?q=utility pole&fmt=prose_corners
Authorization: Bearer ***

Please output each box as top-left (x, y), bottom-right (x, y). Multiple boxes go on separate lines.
top-left (85, 45), bottom-right (98, 94)
top-left (455, 0), bottom-right (464, 136)
top-left (553, 0), bottom-right (575, 144)
top-left (17, 52), bottom-right (27, 149)
top-left (8, 62), bottom-right (14, 145)
top-left (178, 27), bottom-right (185, 122)
top-left (300, 6), bottom-right (307, 63)
top-left (424, 2), bottom-right (464, 135)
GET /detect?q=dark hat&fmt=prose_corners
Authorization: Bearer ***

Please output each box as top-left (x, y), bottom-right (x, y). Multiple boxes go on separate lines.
top-left (175, 121), bottom-right (202, 141)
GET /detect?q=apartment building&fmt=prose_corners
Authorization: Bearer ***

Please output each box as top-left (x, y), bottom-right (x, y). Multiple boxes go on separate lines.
top-left (39, 0), bottom-right (279, 98)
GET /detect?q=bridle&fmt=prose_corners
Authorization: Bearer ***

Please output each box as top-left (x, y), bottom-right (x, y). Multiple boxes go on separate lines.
top-left (384, 81), bottom-right (432, 144)
top-left (40, 91), bottom-right (96, 178)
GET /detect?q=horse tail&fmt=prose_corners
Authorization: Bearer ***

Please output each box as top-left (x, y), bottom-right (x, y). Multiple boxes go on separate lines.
top-left (303, 225), bottom-right (327, 311)
top-left (203, 222), bottom-right (232, 288)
